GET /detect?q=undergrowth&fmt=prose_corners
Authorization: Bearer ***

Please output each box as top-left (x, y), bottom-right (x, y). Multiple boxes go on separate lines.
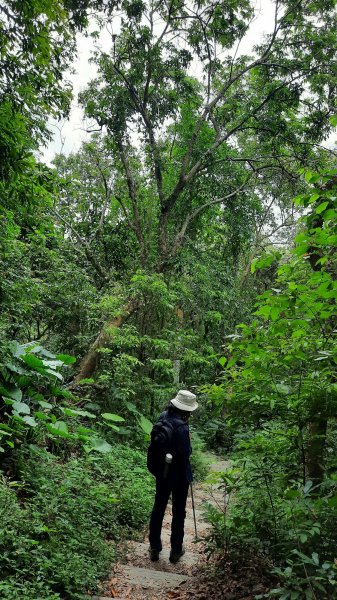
top-left (0, 444), bottom-right (154, 600)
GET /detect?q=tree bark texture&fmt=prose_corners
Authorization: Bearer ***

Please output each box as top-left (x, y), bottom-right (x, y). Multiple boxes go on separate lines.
top-left (73, 299), bottom-right (138, 382)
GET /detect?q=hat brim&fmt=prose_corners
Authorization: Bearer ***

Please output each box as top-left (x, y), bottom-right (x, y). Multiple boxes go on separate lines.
top-left (170, 397), bottom-right (198, 412)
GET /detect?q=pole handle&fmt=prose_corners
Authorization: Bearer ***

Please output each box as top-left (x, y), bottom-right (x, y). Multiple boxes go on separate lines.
top-left (163, 453), bottom-right (173, 478)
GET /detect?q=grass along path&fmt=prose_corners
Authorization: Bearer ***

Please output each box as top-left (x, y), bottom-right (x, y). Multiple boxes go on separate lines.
top-left (93, 458), bottom-right (229, 600)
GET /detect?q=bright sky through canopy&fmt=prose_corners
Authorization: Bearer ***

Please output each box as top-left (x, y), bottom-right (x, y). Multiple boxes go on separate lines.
top-left (42, 0), bottom-right (276, 165)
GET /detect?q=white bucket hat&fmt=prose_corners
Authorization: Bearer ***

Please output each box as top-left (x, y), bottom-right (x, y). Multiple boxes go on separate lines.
top-left (170, 389), bottom-right (198, 412)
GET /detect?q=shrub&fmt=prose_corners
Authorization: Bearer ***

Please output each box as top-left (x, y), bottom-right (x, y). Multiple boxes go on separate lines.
top-left (203, 447), bottom-right (337, 598)
top-left (0, 443), bottom-right (154, 599)
top-left (190, 431), bottom-right (209, 481)
top-left (90, 444), bottom-right (155, 530)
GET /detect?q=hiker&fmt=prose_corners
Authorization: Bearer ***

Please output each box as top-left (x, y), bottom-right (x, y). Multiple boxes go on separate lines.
top-left (148, 389), bottom-right (198, 564)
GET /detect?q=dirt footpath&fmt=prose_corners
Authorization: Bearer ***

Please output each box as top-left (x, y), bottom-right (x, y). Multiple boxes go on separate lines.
top-left (93, 459), bottom-right (229, 600)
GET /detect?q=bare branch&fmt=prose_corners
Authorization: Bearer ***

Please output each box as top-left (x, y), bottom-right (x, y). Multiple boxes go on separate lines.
top-left (114, 194), bottom-right (138, 232)
top-left (170, 177), bottom-right (251, 257)
top-left (161, 0), bottom-right (310, 215)
top-left (111, 62), bottom-right (164, 203)
top-left (116, 139), bottom-right (147, 263)
top-left (162, 68), bottom-right (312, 217)
top-left (90, 153), bottom-right (112, 234)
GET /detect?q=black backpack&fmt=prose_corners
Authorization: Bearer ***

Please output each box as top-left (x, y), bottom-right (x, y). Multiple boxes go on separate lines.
top-left (147, 415), bottom-right (183, 477)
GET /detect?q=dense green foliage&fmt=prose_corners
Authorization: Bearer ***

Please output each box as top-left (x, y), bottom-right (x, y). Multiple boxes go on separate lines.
top-left (0, 445), bottom-right (154, 599)
top-left (1, 0), bottom-right (337, 597)
top-left (206, 172), bottom-right (337, 598)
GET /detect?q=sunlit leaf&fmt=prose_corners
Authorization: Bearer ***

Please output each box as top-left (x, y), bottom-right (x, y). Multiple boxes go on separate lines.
top-left (101, 413), bottom-right (125, 422)
top-left (12, 401), bottom-right (30, 415)
top-left (138, 415), bottom-right (153, 435)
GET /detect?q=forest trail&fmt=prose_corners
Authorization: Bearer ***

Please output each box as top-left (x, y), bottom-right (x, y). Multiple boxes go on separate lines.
top-left (94, 458), bottom-right (229, 600)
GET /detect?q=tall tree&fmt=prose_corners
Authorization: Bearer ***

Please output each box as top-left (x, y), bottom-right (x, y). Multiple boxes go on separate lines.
top-left (75, 0), bottom-right (337, 379)
top-left (0, 0), bottom-right (101, 344)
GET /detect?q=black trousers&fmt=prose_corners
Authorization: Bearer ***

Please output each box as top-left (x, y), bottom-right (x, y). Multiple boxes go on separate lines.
top-left (148, 476), bottom-right (189, 553)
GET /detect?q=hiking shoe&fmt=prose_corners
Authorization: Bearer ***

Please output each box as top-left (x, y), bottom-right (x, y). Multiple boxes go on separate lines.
top-left (149, 547), bottom-right (160, 562)
top-left (169, 547), bottom-right (185, 564)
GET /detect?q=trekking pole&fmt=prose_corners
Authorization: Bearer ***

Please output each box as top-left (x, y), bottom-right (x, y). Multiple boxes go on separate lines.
top-left (163, 453), bottom-right (172, 478)
top-left (190, 482), bottom-right (198, 541)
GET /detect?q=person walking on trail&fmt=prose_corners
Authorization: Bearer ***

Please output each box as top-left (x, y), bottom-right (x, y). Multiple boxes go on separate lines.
top-left (147, 389), bottom-right (198, 564)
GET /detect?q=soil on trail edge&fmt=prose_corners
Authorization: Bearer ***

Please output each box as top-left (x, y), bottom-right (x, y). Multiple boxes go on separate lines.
top-left (93, 459), bottom-right (229, 600)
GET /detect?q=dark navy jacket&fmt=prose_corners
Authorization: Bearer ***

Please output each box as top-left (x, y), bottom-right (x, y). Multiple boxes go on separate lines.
top-left (159, 410), bottom-right (193, 483)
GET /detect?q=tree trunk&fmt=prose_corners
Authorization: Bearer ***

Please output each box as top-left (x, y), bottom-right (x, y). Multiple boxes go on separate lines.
top-left (73, 299), bottom-right (138, 382)
top-left (173, 359), bottom-right (180, 385)
top-left (305, 419), bottom-right (328, 488)
top-left (304, 209), bottom-right (328, 489)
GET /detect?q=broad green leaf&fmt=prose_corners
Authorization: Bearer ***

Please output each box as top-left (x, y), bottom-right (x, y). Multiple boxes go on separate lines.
top-left (39, 348), bottom-right (56, 358)
top-left (22, 416), bottom-right (38, 427)
top-left (0, 384), bottom-right (22, 402)
top-left (51, 386), bottom-right (73, 399)
top-left (309, 192), bottom-right (320, 203)
top-left (315, 201), bottom-right (329, 214)
top-left (255, 305), bottom-right (271, 319)
top-left (104, 423), bottom-right (120, 432)
top-left (34, 412), bottom-right (49, 420)
top-left (45, 369), bottom-right (63, 380)
top-left (101, 413), bottom-right (125, 422)
top-left (12, 401), bottom-right (30, 415)
top-left (323, 208), bottom-right (336, 221)
top-left (125, 401), bottom-right (139, 414)
top-left (303, 480), bottom-right (313, 494)
top-left (42, 359), bottom-right (63, 369)
top-left (38, 400), bottom-right (53, 409)
top-left (28, 345), bottom-right (43, 354)
top-left (270, 306), bottom-right (280, 321)
top-left (250, 258), bottom-right (258, 274)
top-left (55, 354), bottom-right (77, 365)
top-left (51, 420), bottom-right (68, 432)
top-left (5, 362), bottom-right (27, 375)
top-left (9, 342), bottom-right (25, 358)
top-left (0, 424), bottom-right (13, 432)
top-left (305, 171), bottom-right (320, 183)
top-left (89, 437), bottom-right (113, 453)
top-left (22, 354), bottom-right (45, 369)
top-left (328, 495), bottom-right (337, 507)
top-left (46, 421), bottom-right (70, 437)
top-left (138, 415), bottom-right (153, 435)
top-left (63, 407), bottom-right (96, 419)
